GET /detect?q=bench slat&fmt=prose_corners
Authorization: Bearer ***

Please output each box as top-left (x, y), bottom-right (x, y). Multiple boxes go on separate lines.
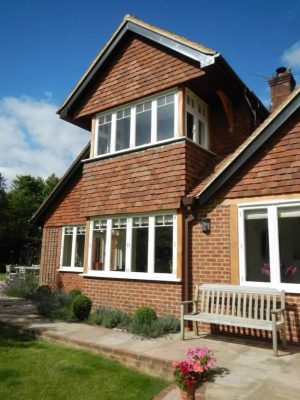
top-left (198, 284), bottom-right (284, 296)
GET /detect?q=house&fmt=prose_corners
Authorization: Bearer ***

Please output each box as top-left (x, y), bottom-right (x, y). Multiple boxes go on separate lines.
top-left (32, 16), bottom-right (300, 344)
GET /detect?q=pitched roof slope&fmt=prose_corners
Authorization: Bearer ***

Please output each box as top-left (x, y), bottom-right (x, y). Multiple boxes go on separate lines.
top-left (58, 15), bottom-right (217, 115)
top-left (190, 85), bottom-right (300, 204)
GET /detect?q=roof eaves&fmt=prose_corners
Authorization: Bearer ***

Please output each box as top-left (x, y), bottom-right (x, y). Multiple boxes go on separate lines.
top-left (31, 142), bottom-right (91, 224)
top-left (58, 15), bottom-right (218, 117)
top-left (195, 86), bottom-right (300, 205)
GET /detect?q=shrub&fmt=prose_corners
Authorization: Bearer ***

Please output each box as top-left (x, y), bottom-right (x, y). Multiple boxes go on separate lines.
top-left (88, 307), bottom-right (129, 328)
top-left (72, 294), bottom-right (92, 321)
top-left (4, 273), bottom-right (38, 299)
top-left (132, 306), bottom-right (157, 326)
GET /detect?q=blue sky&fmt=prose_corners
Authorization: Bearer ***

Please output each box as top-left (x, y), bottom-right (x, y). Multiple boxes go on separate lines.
top-left (0, 0), bottom-right (299, 185)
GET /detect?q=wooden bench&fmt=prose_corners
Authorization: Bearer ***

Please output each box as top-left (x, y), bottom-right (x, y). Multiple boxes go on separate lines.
top-left (181, 284), bottom-right (287, 356)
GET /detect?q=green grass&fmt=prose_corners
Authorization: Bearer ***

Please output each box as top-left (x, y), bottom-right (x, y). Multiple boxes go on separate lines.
top-left (0, 273), bottom-right (6, 281)
top-left (0, 328), bottom-right (168, 400)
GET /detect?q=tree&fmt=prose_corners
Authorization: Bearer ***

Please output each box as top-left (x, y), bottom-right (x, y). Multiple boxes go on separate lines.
top-left (43, 173), bottom-right (59, 198)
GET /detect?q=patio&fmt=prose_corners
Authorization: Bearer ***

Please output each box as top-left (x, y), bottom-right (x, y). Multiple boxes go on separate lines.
top-left (0, 295), bottom-right (299, 400)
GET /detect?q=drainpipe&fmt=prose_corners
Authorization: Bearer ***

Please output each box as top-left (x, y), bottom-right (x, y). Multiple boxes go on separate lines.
top-left (182, 197), bottom-right (195, 303)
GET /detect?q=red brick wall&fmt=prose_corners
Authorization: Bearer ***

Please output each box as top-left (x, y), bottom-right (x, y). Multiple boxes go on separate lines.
top-left (58, 274), bottom-right (182, 317)
top-left (39, 226), bottom-right (61, 289)
top-left (74, 34), bottom-right (203, 119)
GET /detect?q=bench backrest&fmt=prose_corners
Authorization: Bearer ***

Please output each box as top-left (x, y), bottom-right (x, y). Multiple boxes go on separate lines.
top-left (195, 284), bottom-right (285, 321)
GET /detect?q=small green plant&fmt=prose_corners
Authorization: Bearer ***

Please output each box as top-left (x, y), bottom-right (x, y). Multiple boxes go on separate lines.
top-left (89, 307), bottom-right (129, 328)
top-left (130, 306), bottom-right (158, 336)
top-left (72, 294), bottom-right (92, 321)
top-left (4, 273), bottom-right (38, 299)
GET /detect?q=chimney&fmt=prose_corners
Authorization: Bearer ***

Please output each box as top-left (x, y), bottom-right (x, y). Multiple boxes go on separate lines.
top-left (268, 67), bottom-right (296, 111)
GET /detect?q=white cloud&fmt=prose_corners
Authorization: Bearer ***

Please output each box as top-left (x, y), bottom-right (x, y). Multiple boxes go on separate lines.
top-left (282, 41), bottom-right (300, 70)
top-left (0, 96), bottom-right (89, 187)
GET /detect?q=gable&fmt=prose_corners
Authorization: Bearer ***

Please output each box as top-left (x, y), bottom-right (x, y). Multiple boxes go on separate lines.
top-left (72, 34), bottom-right (204, 120)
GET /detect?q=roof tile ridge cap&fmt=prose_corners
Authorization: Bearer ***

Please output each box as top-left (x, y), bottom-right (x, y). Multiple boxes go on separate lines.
top-left (125, 15), bottom-right (217, 56)
top-left (195, 86), bottom-right (300, 198)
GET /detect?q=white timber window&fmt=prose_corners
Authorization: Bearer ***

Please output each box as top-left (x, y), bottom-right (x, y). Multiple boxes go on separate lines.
top-left (238, 200), bottom-right (300, 293)
top-left (186, 90), bottom-right (208, 149)
top-left (87, 213), bottom-right (178, 281)
top-left (60, 226), bottom-right (85, 272)
top-left (94, 89), bottom-right (178, 157)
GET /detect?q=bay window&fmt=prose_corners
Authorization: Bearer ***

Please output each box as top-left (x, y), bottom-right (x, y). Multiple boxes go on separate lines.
top-left (88, 213), bottom-right (177, 280)
top-left (94, 90), bottom-right (178, 157)
top-left (60, 226), bottom-right (85, 271)
top-left (239, 202), bottom-right (300, 292)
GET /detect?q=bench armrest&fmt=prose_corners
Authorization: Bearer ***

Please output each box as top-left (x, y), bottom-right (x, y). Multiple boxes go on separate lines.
top-left (181, 300), bottom-right (197, 305)
top-left (271, 308), bottom-right (284, 314)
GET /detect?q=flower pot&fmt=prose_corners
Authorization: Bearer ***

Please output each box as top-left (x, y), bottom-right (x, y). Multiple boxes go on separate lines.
top-left (180, 385), bottom-right (196, 400)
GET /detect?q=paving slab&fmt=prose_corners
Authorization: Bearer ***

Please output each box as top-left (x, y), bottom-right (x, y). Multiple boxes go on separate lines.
top-left (0, 296), bottom-right (300, 400)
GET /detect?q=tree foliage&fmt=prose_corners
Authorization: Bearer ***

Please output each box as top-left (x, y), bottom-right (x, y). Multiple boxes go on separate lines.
top-left (0, 173), bottom-right (59, 269)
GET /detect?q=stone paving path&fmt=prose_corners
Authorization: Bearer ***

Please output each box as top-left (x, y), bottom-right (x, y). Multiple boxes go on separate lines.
top-left (0, 295), bottom-right (300, 400)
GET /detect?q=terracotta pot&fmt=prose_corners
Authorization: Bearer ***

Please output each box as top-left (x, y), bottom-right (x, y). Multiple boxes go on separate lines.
top-left (180, 385), bottom-right (196, 400)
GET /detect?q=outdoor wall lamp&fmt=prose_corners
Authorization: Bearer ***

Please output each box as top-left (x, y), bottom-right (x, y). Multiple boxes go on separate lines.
top-left (201, 218), bottom-right (211, 233)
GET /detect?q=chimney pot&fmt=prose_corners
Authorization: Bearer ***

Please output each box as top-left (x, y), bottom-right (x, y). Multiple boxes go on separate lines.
top-left (276, 67), bottom-right (287, 75)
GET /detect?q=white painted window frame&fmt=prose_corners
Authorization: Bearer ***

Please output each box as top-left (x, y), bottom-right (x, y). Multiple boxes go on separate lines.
top-left (60, 226), bottom-right (85, 272)
top-left (185, 88), bottom-right (208, 149)
top-left (86, 212), bottom-right (178, 282)
top-left (93, 88), bottom-right (179, 158)
top-left (238, 199), bottom-right (300, 293)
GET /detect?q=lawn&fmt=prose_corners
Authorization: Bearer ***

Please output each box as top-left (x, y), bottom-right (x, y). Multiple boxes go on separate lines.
top-left (0, 273), bottom-right (6, 281)
top-left (0, 328), bottom-right (168, 400)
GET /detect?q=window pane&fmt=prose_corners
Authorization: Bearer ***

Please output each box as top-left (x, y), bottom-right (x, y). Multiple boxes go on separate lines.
top-left (110, 228), bottom-right (126, 271)
top-left (97, 122), bottom-right (111, 155)
top-left (155, 226), bottom-right (173, 273)
top-left (136, 109), bottom-right (151, 146)
top-left (92, 231), bottom-right (106, 271)
top-left (244, 209), bottom-right (270, 282)
top-left (116, 117), bottom-right (130, 151)
top-left (131, 227), bottom-right (148, 272)
top-left (157, 103), bottom-right (174, 141)
top-left (75, 233), bottom-right (85, 268)
top-left (278, 207), bottom-right (300, 284)
top-left (62, 235), bottom-right (72, 267)
top-left (198, 120), bottom-right (206, 147)
top-left (187, 112), bottom-right (194, 140)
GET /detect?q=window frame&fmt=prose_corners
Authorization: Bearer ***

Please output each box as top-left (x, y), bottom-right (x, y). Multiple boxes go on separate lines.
top-left (238, 199), bottom-right (300, 293)
top-left (60, 226), bottom-right (85, 272)
top-left (86, 213), bottom-right (178, 281)
top-left (185, 89), bottom-right (208, 149)
top-left (93, 89), bottom-right (178, 158)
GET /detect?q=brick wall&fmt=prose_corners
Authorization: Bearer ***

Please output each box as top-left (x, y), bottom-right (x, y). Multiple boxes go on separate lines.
top-left (39, 226), bottom-right (61, 289)
top-left (58, 274), bottom-right (182, 317)
top-left (74, 33), bottom-right (203, 119)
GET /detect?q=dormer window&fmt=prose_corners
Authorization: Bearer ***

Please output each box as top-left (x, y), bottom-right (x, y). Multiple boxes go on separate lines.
top-left (186, 90), bottom-right (208, 149)
top-left (94, 89), bottom-right (178, 157)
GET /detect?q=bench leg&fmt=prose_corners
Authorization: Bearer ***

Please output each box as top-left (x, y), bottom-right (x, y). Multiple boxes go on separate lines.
top-left (281, 326), bottom-right (287, 349)
top-left (180, 306), bottom-right (185, 340)
top-left (272, 315), bottom-right (278, 357)
top-left (193, 321), bottom-right (199, 336)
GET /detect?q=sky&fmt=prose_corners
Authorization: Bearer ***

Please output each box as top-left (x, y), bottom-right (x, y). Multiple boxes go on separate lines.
top-left (0, 0), bottom-right (300, 187)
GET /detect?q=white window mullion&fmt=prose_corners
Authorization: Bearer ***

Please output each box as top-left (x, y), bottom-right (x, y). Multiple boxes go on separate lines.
top-left (111, 113), bottom-right (117, 152)
top-left (148, 216), bottom-right (155, 274)
top-left (60, 228), bottom-right (65, 267)
top-left (130, 106), bottom-right (136, 148)
top-left (94, 118), bottom-right (99, 158)
top-left (151, 99), bottom-right (157, 143)
top-left (105, 219), bottom-right (112, 272)
top-left (172, 214), bottom-right (177, 275)
top-left (174, 92), bottom-right (178, 138)
top-left (71, 227), bottom-right (77, 268)
top-left (125, 218), bottom-right (132, 272)
top-left (87, 221), bottom-right (93, 272)
top-left (269, 206), bottom-right (281, 286)
top-left (238, 209), bottom-right (246, 283)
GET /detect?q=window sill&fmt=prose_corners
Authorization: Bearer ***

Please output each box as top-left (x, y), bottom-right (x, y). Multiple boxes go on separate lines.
top-left (241, 281), bottom-right (300, 294)
top-left (80, 270), bottom-right (181, 282)
top-left (59, 267), bottom-right (84, 273)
